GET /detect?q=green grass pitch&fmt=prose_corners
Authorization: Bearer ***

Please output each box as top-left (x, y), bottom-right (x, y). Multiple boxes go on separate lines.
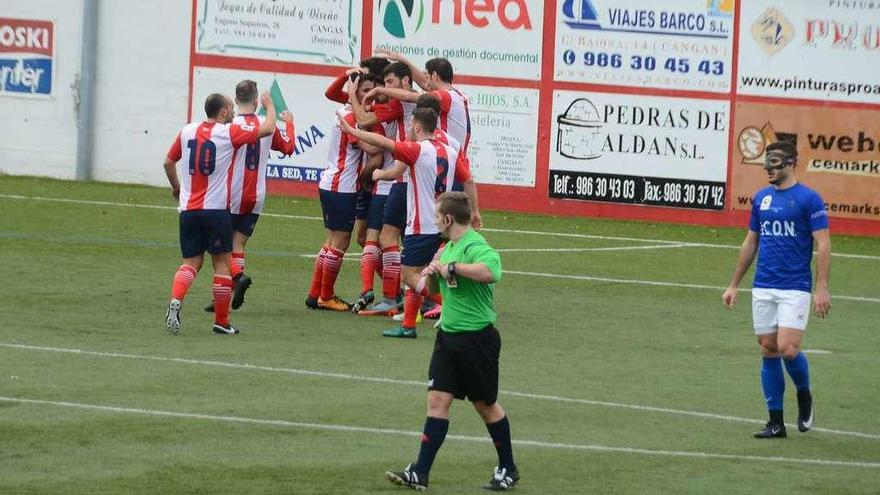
top-left (1, 175), bottom-right (879, 494)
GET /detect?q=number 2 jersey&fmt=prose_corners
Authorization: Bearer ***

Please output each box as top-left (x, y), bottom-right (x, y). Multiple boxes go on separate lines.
top-left (166, 121), bottom-right (260, 212)
top-left (228, 113), bottom-right (295, 215)
top-left (392, 138), bottom-right (471, 236)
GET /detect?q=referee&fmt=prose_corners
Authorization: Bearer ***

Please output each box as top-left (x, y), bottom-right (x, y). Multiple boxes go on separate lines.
top-left (385, 192), bottom-right (519, 491)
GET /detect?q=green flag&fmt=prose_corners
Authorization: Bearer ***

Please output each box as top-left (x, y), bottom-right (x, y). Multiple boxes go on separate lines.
top-left (258, 79), bottom-right (289, 118)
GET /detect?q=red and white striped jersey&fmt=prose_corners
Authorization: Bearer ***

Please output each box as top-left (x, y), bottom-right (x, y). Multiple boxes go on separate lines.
top-left (431, 88), bottom-right (472, 164)
top-left (166, 121), bottom-right (260, 212)
top-left (393, 139), bottom-right (469, 236)
top-left (434, 128), bottom-right (472, 182)
top-left (373, 98), bottom-right (418, 141)
top-left (319, 108), bottom-right (363, 193)
top-left (228, 114), bottom-right (295, 215)
top-left (372, 122), bottom-right (397, 196)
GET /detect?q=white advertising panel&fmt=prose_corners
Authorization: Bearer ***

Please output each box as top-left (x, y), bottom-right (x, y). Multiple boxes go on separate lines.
top-left (373, 0), bottom-right (543, 80)
top-left (737, 0), bottom-right (880, 104)
top-left (195, 0), bottom-right (362, 66)
top-left (549, 90), bottom-right (729, 209)
top-left (555, 0), bottom-right (735, 93)
top-left (458, 84), bottom-right (538, 187)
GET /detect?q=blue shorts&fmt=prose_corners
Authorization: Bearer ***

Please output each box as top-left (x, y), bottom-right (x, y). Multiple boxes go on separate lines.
top-left (355, 189), bottom-right (372, 220)
top-left (367, 194), bottom-right (388, 231)
top-left (231, 213), bottom-right (260, 237)
top-left (383, 182), bottom-right (407, 231)
top-left (450, 180), bottom-right (464, 192)
top-left (179, 209), bottom-right (233, 259)
top-left (319, 189), bottom-right (357, 232)
top-left (402, 234), bottom-right (442, 267)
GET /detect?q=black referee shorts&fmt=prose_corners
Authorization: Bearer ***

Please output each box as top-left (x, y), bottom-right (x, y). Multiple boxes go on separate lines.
top-left (428, 325), bottom-right (501, 405)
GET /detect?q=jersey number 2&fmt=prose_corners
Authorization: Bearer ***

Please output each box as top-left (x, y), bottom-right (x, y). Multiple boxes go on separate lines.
top-left (187, 139), bottom-right (217, 176)
top-left (434, 156), bottom-right (449, 194)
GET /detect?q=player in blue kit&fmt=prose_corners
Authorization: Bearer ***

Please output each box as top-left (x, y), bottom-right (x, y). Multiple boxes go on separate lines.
top-left (722, 141), bottom-right (832, 439)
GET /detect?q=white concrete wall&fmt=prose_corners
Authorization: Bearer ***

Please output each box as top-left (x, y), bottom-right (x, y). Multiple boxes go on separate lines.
top-left (0, 0), bottom-right (83, 179)
top-left (0, 0), bottom-right (191, 186)
top-left (91, 0), bottom-right (191, 186)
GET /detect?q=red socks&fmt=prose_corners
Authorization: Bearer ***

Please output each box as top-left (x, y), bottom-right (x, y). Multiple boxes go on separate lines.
top-left (360, 241), bottom-right (381, 294)
top-left (320, 247), bottom-right (345, 301)
top-left (231, 252), bottom-right (245, 278)
top-left (171, 265), bottom-right (198, 301)
top-left (382, 246), bottom-right (401, 300)
top-left (212, 275), bottom-right (233, 325)
top-left (403, 289), bottom-right (424, 329)
top-left (308, 246), bottom-right (328, 299)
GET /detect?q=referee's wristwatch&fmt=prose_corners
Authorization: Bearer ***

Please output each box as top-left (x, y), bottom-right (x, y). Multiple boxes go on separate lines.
top-left (447, 262), bottom-right (457, 278)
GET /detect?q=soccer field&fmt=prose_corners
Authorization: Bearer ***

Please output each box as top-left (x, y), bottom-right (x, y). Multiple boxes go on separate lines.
top-left (1, 175), bottom-right (879, 494)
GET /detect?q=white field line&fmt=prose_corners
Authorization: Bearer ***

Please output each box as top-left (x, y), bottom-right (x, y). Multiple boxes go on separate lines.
top-left (1, 342), bottom-right (877, 441)
top-left (502, 270), bottom-right (880, 304)
top-left (804, 349), bottom-right (833, 355)
top-left (1, 193), bottom-right (876, 260)
top-left (1, 396), bottom-right (877, 469)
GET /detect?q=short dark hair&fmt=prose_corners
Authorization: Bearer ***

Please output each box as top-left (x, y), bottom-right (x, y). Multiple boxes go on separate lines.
top-left (437, 192), bottom-right (472, 225)
top-left (383, 61), bottom-right (412, 82)
top-left (357, 73), bottom-right (384, 88)
top-left (766, 140), bottom-right (798, 159)
top-left (204, 93), bottom-right (228, 118)
top-left (412, 107), bottom-right (438, 133)
top-left (415, 93), bottom-right (441, 114)
top-left (425, 58), bottom-right (453, 83)
top-left (360, 56), bottom-right (391, 76)
top-left (235, 80), bottom-right (257, 104)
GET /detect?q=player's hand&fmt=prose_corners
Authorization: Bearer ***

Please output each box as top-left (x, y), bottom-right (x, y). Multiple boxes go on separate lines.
top-left (722, 287), bottom-right (737, 309)
top-left (348, 75), bottom-right (360, 102)
top-left (336, 112), bottom-right (353, 133)
top-left (280, 110), bottom-right (293, 124)
top-left (424, 261), bottom-right (443, 278)
top-left (371, 168), bottom-right (384, 182)
top-left (471, 211), bottom-right (483, 230)
top-left (260, 91), bottom-right (273, 109)
top-left (345, 67), bottom-right (367, 76)
top-left (362, 87), bottom-right (381, 106)
top-left (813, 287), bottom-right (831, 319)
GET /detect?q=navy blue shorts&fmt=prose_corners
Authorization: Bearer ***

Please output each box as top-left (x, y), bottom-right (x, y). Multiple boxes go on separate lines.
top-left (383, 182), bottom-right (407, 231)
top-left (402, 234), bottom-right (442, 267)
top-left (355, 189), bottom-right (372, 220)
top-left (366, 194), bottom-right (388, 231)
top-left (179, 209), bottom-right (233, 259)
top-left (231, 213), bottom-right (260, 237)
top-left (319, 189), bottom-right (357, 232)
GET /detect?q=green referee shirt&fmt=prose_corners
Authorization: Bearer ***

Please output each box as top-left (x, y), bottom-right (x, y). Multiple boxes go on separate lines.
top-left (438, 229), bottom-right (502, 333)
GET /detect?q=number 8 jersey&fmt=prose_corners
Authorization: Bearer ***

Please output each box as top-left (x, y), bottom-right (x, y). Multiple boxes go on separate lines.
top-left (166, 121), bottom-right (260, 212)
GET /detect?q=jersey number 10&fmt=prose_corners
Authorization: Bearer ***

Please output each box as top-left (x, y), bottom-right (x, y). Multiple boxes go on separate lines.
top-left (187, 139), bottom-right (217, 176)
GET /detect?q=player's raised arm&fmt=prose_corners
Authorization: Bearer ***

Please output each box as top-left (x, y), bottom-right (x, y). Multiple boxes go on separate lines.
top-left (376, 48), bottom-right (430, 91)
top-left (271, 110), bottom-right (296, 156)
top-left (257, 92), bottom-right (276, 137)
top-left (349, 78), bottom-right (380, 128)
top-left (337, 112), bottom-right (395, 152)
top-left (364, 86), bottom-right (419, 106)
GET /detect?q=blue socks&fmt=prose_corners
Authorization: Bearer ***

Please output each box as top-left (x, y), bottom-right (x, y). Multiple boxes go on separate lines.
top-left (414, 417), bottom-right (449, 477)
top-left (784, 352), bottom-right (811, 392)
top-left (761, 357), bottom-right (785, 412)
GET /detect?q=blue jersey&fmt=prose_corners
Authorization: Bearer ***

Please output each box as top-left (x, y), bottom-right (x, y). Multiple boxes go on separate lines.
top-left (749, 183), bottom-right (829, 292)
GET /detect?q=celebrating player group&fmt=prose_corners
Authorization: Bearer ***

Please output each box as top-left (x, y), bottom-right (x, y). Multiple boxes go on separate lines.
top-left (160, 48), bottom-right (834, 491)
